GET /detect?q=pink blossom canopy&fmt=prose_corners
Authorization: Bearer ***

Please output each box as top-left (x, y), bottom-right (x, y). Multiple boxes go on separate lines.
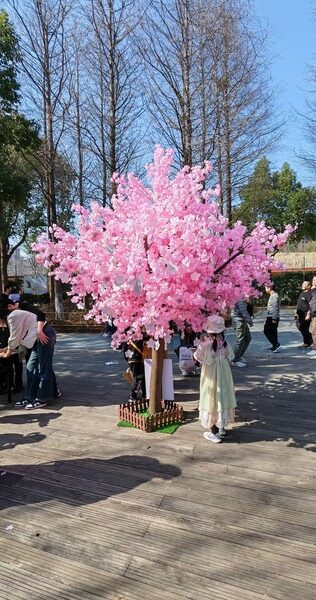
top-left (33, 146), bottom-right (293, 345)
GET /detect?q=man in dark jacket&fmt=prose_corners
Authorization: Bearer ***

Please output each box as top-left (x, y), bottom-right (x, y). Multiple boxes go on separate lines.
top-left (306, 276), bottom-right (316, 356)
top-left (295, 281), bottom-right (312, 348)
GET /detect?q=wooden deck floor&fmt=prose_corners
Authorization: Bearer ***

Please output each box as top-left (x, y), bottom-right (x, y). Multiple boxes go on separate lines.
top-left (0, 327), bottom-right (315, 600)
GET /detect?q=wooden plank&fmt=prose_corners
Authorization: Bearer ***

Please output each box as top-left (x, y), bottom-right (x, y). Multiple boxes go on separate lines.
top-left (125, 555), bottom-right (316, 600)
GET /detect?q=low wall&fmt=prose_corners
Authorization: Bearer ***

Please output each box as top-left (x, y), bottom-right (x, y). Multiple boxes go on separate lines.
top-left (274, 252), bottom-right (316, 273)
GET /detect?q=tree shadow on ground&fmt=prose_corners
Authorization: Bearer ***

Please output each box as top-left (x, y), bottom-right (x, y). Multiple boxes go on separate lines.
top-left (0, 455), bottom-right (181, 512)
top-left (231, 361), bottom-right (316, 451)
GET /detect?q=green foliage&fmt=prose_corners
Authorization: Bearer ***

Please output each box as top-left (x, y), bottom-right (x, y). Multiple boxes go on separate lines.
top-left (0, 11), bottom-right (44, 288)
top-left (0, 114), bottom-right (42, 240)
top-left (0, 10), bottom-right (20, 111)
top-left (234, 158), bottom-right (316, 241)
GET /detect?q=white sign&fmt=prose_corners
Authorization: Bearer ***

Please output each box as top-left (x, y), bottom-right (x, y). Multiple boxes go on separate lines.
top-left (179, 346), bottom-right (195, 373)
top-left (144, 358), bottom-right (174, 401)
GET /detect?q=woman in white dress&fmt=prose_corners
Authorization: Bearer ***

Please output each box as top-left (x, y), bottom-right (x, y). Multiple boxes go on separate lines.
top-left (194, 315), bottom-right (236, 443)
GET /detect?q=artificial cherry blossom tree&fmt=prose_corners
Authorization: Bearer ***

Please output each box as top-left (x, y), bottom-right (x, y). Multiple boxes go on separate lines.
top-left (34, 146), bottom-right (293, 413)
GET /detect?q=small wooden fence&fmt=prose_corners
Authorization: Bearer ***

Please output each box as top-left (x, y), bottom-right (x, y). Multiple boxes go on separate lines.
top-left (118, 399), bottom-right (184, 432)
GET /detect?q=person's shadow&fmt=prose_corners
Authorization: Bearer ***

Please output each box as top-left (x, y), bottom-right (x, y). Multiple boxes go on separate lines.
top-left (0, 411), bottom-right (61, 429)
top-left (0, 431), bottom-right (46, 451)
top-left (0, 455), bottom-right (181, 511)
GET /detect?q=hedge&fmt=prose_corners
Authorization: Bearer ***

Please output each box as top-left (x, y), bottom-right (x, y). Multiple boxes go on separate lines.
top-left (254, 271), bottom-right (315, 307)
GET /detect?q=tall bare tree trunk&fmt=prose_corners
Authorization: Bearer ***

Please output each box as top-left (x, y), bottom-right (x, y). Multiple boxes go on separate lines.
top-left (74, 54), bottom-right (84, 206)
top-left (0, 239), bottom-right (9, 292)
top-left (8, 0), bottom-right (71, 316)
top-left (181, 0), bottom-right (192, 166)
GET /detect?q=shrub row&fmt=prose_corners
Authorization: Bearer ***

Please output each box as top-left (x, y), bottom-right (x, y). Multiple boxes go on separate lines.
top-left (254, 271), bottom-right (315, 307)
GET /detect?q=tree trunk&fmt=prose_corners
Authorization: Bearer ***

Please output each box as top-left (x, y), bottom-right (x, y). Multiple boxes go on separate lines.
top-left (182, 0), bottom-right (192, 167)
top-left (149, 338), bottom-right (164, 414)
top-left (54, 279), bottom-right (64, 319)
top-left (0, 238), bottom-right (9, 293)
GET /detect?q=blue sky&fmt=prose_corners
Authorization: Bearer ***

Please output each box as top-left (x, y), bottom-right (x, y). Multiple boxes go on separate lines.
top-left (255, 0), bottom-right (315, 184)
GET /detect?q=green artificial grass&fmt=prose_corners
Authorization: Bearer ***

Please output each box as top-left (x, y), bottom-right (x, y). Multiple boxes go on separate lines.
top-left (117, 410), bottom-right (182, 434)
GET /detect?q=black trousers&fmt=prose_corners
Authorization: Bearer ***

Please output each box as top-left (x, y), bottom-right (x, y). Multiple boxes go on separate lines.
top-left (297, 312), bottom-right (312, 346)
top-left (12, 354), bottom-right (23, 388)
top-left (129, 361), bottom-right (146, 399)
top-left (264, 317), bottom-right (279, 348)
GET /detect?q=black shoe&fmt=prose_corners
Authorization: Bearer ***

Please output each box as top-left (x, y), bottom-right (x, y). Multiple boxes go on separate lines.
top-left (271, 344), bottom-right (281, 353)
top-left (54, 388), bottom-right (62, 399)
top-left (14, 398), bottom-right (29, 408)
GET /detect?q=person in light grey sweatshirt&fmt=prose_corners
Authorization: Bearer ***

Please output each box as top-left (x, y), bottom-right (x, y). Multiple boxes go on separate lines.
top-left (231, 299), bottom-right (253, 367)
top-left (0, 307), bottom-right (38, 356)
top-left (264, 283), bottom-right (281, 352)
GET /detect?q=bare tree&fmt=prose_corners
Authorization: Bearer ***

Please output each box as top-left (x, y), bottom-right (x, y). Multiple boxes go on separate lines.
top-left (81, 0), bottom-right (143, 206)
top-left (208, 0), bottom-right (282, 221)
top-left (141, 0), bottom-right (282, 220)
top-left (140, 0), bottom-right (200, 168)
top-left (7, 0), bottom-right (73, 313)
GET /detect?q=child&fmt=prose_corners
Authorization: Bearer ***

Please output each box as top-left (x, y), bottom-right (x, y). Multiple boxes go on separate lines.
top-left (194, 315), bottom-right (236, 443)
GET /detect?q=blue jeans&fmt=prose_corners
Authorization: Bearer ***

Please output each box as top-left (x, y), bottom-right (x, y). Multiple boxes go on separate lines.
top-left (26, 324), bottom-right (56, 402)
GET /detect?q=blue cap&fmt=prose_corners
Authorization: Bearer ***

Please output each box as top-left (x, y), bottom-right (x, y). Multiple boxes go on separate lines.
top-left (8, 293), bottom-right (20, 303)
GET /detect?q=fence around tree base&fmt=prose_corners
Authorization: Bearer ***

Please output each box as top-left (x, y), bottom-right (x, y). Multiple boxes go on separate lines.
top-left (118, 399), bottom-right (184, 432)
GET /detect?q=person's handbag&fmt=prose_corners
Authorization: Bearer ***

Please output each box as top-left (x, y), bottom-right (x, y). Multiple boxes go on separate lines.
top-left (123, 367), bottom-right (134, 385)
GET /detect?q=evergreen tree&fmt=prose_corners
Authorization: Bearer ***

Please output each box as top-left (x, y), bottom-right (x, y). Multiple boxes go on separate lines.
top-left (234, 159), bottom-right (316, 240)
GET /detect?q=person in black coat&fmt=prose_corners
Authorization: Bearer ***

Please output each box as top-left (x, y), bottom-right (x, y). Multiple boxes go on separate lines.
top-left (295, 281), bottom-right (312, 348)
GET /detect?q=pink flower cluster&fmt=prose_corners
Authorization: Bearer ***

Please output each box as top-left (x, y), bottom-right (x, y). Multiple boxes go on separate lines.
top-left (33, 146), bottom-right (293, 345)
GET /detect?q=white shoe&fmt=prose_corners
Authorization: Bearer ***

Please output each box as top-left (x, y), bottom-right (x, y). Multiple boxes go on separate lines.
top-left (231, 361), bottom-right (247, 368)
top-left (25, 400), bottom-right (47, 410)
top-left (306, 349), bottom-right (316, 356)
top-left (240, 356), bottom-right (247, 363)
top-left (203, 431), bottom-right (222, 443)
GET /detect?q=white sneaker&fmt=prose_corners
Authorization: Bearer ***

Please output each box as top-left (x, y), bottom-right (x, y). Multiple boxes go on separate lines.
top-left (306, 349), bottom-right (316, 356)
top-left (203, 431), bottom-right (222, 443)
top-left (25, 400), bottom-right (47, 410)
top-left (231, 361), bottom-right (247, 368)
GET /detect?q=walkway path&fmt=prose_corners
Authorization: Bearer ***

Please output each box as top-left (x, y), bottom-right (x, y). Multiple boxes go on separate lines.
top-left (0, 311), bottom-right (315, 599)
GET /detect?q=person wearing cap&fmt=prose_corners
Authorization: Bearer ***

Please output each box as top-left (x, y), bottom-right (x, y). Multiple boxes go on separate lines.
top-left (194, 315), bottom-right (237, 443)
top-left (5, 293), bottom-right (60, 408)
top-left (0, 299), bottom-right (39, 402)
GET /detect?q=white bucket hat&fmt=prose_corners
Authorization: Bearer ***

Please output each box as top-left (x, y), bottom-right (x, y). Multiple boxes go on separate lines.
top-left (204, 315), bottom-right (225, 334)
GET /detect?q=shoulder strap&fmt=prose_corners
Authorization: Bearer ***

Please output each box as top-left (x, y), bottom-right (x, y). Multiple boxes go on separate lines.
top-left (129, 340), bottom-right (144, 357)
